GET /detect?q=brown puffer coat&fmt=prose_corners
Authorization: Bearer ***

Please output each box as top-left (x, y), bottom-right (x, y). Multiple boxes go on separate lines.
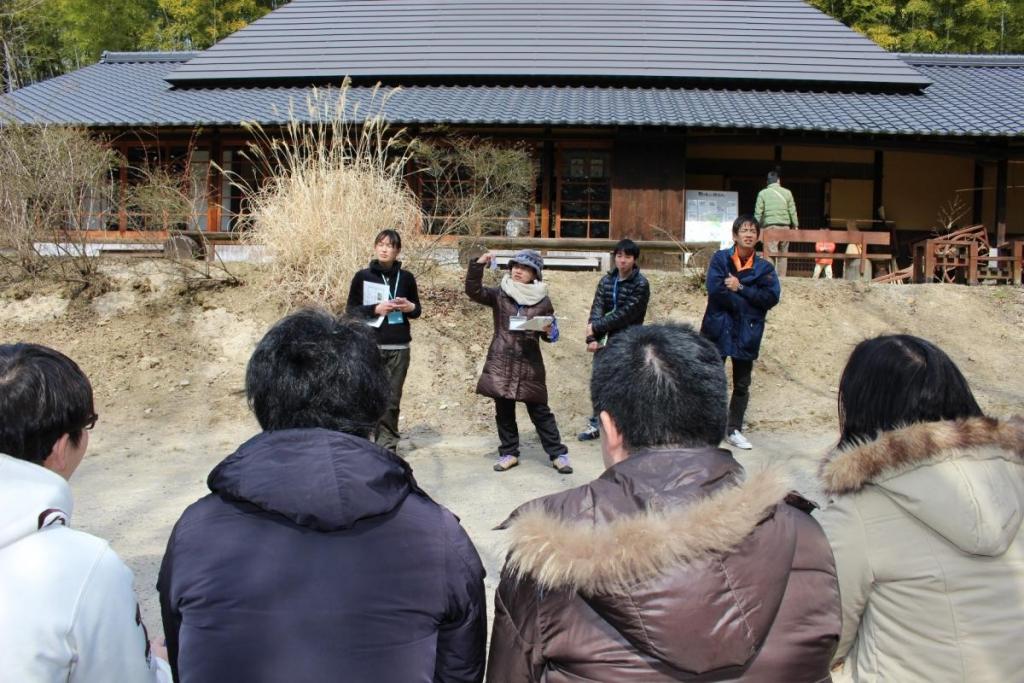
top-left (466, 261), bottom-right (554, 404)
top-left (487, 447), bottom-right (841, 683)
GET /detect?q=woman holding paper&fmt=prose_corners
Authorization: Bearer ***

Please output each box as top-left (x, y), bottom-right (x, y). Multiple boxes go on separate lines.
top-left (466, 250), bottom-right (572, 474)
top-left (345, 229), bottom-right (421, 453)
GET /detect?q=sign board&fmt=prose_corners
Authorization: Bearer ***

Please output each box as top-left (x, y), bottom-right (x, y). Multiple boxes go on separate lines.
top-left (684, 190), bottom-right (738, 249)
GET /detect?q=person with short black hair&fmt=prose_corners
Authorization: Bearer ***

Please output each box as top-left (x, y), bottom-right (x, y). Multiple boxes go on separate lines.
top-left (755, 171), bottom-right (799, 276)
top-left (487, 324), bottom-right (840, 681)
top-left (700, 215), bottom-right (780, 450)
top-left (577, 237), bottom-right (650, 441)
top-left (816, 335), bottom-right (1024, 682)
top-left (467, 249), bottom-right (571, 474)
top-left (159, 310), bottom-right (486, 682)
top-left (0, 343), bottom-right (171, 682)
top-left (346, 228), bottom-right (422, 453)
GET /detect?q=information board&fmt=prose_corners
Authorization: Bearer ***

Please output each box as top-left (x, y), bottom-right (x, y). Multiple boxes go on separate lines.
top-left (684, 190), bottom-right (738, 248)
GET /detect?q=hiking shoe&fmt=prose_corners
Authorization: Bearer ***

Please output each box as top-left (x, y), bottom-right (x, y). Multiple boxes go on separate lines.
top-left (551, 455), bottom-right (573, 474)
top-left (493, 454), bottom-right (519, 472)
top-left (726, 430), bottom-right (753, 450)
top-left (577, 424), bottom-right (600, 441)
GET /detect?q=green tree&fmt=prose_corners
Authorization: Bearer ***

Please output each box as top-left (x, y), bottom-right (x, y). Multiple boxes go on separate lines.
top-left (810, 0), bottom-right (1023, 53)
top-left (48, 0), bottom-right (158, 62)
top-left (150, 0), bottom-right (282, 50)
top-left (1, 0), bottom-right (288, 88)
top-left (1, 0), bottom-right (62, 90)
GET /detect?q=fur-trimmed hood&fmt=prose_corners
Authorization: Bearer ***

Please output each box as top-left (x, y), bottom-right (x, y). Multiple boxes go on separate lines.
top-left (498, 447), bottom-right (808, 675)
top-left (821, 416), bottom-right (1024, 555)
top-left (503, 467), bottom-right (791, 595)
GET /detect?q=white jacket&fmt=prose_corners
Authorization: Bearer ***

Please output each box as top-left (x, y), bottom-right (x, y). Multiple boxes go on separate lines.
top-left (0, 454), bottom-right (171, 683)
top-left (816, 417), bottom-right (1024, 683)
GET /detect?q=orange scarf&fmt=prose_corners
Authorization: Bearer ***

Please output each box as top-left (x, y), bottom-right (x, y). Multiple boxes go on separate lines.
top-left (730, 248), bottom-right (754, 272)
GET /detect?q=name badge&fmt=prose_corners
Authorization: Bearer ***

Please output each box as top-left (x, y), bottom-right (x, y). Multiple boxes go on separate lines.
top-left (509, 316), bottom-right (527, 331)
top-left (387, 310), bottom-right (405, 325)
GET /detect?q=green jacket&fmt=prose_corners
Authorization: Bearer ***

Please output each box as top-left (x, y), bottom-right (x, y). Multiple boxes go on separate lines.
top-left (755, 182), bottom-right (799, 228)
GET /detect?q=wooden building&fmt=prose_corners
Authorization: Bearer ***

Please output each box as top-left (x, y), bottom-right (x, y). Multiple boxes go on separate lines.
top-left (2, 0), bottom-right (1022, 257)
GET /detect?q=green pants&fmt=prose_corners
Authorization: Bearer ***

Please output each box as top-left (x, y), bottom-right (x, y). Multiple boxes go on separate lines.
top-left (375, 347), bottom-right (411, 452)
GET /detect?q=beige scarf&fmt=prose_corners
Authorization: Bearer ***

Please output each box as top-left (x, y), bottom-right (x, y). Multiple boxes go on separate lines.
top-left (500, 275), bottom-right (549, 306)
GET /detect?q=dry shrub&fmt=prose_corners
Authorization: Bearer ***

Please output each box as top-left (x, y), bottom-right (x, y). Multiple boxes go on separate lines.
top-left (232, 84), bottom-right (423, 309)
top-left (412, 132), bottom-right (537, 238)
top-left (0, 123), bottom-right (118, 285)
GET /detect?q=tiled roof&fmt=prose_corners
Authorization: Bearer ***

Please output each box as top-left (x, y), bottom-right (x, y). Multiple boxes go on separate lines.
top-left (2, 52), bottom-right (1022, 137)
top-left (166, 0), bottom-right (929, 88)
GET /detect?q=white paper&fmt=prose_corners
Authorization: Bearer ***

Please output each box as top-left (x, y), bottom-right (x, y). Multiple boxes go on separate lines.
top-left (509, 316), bottom-right (554, 332)
top-left (363, 281), bottom-right (390, 328)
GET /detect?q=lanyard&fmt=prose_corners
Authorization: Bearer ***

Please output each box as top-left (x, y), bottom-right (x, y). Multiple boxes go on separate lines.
top-left (381, 269), bottom-right (401, 298)
top-left (612, 275), bottom-right (620, 308)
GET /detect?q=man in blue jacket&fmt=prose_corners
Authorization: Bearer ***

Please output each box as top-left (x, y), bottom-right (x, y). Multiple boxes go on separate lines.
top-left (158, 310), bottom-right (486, 683)
top-left (700, 216), bottom-right (781, 450)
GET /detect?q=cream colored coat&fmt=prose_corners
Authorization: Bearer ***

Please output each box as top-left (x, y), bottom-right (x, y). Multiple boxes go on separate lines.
top-left (816, 417), bottom-right (1024, 683)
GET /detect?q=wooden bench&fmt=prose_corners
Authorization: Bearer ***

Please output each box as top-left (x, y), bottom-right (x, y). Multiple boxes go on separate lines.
top-left (760, 228), bottom-right (893, 277)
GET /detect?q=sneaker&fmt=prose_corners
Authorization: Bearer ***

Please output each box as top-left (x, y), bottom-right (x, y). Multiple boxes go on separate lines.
top-left (577, 424), bottom-right (600, 441)
top-left (551, 455), bottom-right (573, 474)
top-left (726, 430), bottom-right (753, 450)
top-left (493, 454), bottom-right (519, 472)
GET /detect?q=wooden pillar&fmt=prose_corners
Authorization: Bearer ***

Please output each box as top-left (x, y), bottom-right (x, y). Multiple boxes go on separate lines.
top-left (680, 136), bottom-right (688, 241)
top-left (540, 139), bottom-right (553, 238)
top-left (872, 150), bottom-right (884, 224)
top-left (118, 147), bottom-right (128, 235)
top-left (972, 161), bottom-right (984, 226)
top-left (207, 137), bottom-right (222, 232)
top-left (774, 145), bottom-right (782, 167)
top-left (995, 157), bottom-right (1008, 245)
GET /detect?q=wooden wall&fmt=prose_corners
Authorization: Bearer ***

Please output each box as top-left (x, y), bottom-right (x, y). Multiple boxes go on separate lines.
top-left (610, 134), bottom-right (687, 240)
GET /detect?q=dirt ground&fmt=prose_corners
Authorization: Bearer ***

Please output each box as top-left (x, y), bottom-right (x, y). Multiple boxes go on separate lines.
top-left (3, 258), bottom-right (1023, 645)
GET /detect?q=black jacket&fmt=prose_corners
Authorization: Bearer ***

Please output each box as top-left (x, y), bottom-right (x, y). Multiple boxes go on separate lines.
top-left (158, 429), bottom-right (486, 683)
top-left (346, 260), bottom-right (422, 346)
top-left (586, 267), bottom-right (650, 343)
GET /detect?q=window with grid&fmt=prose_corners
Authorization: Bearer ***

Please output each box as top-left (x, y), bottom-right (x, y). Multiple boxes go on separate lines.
top-left (558, 151), bottom-right (611, 238)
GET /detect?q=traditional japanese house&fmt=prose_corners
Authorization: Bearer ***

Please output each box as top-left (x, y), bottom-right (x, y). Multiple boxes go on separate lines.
top-left (2, 0), bottom-right (1022, 262)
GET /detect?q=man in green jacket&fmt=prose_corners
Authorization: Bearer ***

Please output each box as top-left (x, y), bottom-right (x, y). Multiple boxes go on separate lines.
top-left (754, 171), bottom-right (799, 276)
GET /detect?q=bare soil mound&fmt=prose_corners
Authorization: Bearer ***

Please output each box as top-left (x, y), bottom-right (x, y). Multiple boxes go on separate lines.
top-left (4, 259), bottom-right (1023, 447)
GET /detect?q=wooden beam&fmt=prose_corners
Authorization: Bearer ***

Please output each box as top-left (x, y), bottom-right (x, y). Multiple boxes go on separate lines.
top-left (688, 158), bottom-right (874, 180)
top-left (995, 157), bottom-right (1008, 245)
top-left (684, 132), bottom-right (1024, 161)
top-left (470, 236), bottom-right (716, 251)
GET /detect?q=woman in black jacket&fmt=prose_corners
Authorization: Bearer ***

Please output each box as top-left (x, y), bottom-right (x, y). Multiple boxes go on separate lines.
top-left (345, 229), bottom-right (421, 453)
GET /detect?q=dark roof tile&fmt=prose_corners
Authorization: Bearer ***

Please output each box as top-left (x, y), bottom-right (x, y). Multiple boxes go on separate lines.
top-left (165, 0), bottom-right (929, 88)
top-left (2, 53), bottom-right (1022, 136)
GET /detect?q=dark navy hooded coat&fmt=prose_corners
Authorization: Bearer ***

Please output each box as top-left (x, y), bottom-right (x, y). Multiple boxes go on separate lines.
top-left (157, 429), bottom-right (486, 683)
top-left (700, 247), bottom-right (781, 361)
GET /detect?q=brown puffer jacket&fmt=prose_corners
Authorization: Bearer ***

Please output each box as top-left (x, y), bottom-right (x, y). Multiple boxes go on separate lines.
top-left (487, 447), bottom-right (841, 683)
top-left (466, 261), bottom-right (554, 404)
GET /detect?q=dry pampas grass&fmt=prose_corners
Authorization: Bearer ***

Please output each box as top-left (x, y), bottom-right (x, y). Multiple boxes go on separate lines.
top-left (233, 83), bottom-right (426, 310)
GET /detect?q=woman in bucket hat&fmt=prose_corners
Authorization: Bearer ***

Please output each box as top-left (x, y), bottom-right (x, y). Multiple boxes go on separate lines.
top-left (465, 249), bottom-right (572, 474)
